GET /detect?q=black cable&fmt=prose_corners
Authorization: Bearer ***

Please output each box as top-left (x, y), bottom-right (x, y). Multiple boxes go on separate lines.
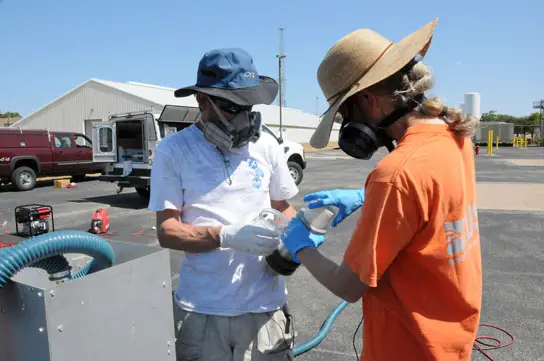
top-left (352, 315), bottom-right (363, 361)
top-left (350, 316), bottom-right (513, 361)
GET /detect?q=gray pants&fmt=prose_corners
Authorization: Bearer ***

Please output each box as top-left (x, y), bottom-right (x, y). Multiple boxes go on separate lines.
top-left (173, 303), bottom-right (295, 361)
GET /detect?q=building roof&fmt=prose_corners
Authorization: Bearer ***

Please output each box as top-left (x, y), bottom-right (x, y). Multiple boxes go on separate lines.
top-left (97, 79), bottom-right (337, 129)
top-left (95, 79), bottom-right (199, 108)
top-left (13, 78), bottom-right (339, 130)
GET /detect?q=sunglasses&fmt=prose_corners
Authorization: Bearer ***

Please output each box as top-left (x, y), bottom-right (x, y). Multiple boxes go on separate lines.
top-left (339, 92), bottom-right (372, 122)
top-left (209, 96), bottom-right (251, 114)
top-left (339, 97), bottom-right (359, 121)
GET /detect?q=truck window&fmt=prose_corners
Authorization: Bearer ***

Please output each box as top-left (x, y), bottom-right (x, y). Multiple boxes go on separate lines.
top-left (99, 127), bottom-right (113, 152)
top-left (75, 134), bottom-right (92, 148)
top-left (54, 134), bottom-right (73, 148)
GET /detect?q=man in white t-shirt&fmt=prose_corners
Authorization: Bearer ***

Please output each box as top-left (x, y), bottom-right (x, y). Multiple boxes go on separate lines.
top-left (148, 48), bottom-right (299, 361)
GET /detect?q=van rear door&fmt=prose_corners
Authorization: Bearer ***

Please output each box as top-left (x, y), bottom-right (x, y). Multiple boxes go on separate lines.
top-left (92, 121), bottom-right (117, 163)
top-left (157, 104), bottom-right (200, 138)
top-left (144, 113), bottom-right (158, 164)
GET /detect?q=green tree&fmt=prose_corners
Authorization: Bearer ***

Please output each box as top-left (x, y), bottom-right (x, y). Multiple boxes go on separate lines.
top-left (480, 110), bottom-right (542, 141)
top-left (526, 112), bottom-right (541, 126)
top-left (519, 112), bottom-right (541, 139)
top-left (0, 111), bottom-right (21, 118)
top-left (480, 110), bottom-right (498, 122)
top-left (480, 110), bottom-right (517, 123)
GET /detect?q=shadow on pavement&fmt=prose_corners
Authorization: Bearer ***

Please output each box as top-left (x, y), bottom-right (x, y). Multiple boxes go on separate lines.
top-left (0, 180), bottom-right (57, 193)
top-left (69, 192), bottom-right (149, 210)
top-left (0, 175), bottom-right (97, 193)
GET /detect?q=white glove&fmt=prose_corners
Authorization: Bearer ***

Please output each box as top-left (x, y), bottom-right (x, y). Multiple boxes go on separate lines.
top-left (219, 224), bottom-right (281, 256)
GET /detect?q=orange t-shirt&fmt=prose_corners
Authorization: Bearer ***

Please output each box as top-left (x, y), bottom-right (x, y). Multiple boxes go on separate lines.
top-left (344, 123), bottom-right (483, 361)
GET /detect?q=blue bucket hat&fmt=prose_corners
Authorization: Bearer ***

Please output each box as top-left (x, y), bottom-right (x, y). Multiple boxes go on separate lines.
top-left (174, 48), bottom-right (279, 106)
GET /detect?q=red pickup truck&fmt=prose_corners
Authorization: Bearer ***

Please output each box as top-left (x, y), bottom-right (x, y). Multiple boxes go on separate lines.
top-left (0, 129), bottom-right (105, 191)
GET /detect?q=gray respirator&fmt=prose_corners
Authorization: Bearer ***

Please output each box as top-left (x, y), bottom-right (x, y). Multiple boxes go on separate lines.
top-left (199, 100), bottom-right (262, 151)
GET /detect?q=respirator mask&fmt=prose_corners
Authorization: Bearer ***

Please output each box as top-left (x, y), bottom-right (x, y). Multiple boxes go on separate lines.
top-left (338, 93), bottom-right (424, 160)
top-left (337, 57), bottom-right (425, 160)
top-left (199, 96), bottom-right (262, 151)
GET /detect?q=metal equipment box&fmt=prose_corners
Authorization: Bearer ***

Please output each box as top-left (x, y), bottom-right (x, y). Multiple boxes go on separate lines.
top-left (0, 240), bottom-right (176, 361)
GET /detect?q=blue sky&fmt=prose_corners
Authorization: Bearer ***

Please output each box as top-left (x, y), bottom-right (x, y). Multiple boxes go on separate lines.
top-left (0, 0), bottom-right (541, 118)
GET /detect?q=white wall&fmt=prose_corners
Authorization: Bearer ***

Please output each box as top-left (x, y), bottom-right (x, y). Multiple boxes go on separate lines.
top-left (254, 103), bottom-right (340, 145)
top-left (13, 79), bottom-right (340, 145)
top-left (12, 81), bottom-right (162, 133)
top-left (265, 124), bottom-right (339, 144)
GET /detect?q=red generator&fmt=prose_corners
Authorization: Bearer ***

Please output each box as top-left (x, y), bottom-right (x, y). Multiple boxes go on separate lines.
top-left (14, 204), bottom-right (55, 237)
top-left (89, 207), bottom-right (111, 234)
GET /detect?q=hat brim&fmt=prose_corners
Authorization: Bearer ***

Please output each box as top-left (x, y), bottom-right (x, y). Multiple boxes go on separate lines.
top-left (310, 18), bottom-right (438, 149)
top-left (174, 76), bottom-right (279, 106)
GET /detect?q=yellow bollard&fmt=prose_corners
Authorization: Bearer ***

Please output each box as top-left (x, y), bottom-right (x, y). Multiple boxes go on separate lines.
top-left (487, 129), bottom-right (494, 156)
top-left (513, 136), bottom-right (517, 148)
top-left (496, 136), bottom-right (499, 150)
top-left (524, 136), bottom-right (528, 149)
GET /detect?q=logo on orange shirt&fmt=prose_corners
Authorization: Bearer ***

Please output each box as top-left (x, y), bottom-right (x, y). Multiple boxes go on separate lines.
top-left (443, 203), bottom-right (480, 265)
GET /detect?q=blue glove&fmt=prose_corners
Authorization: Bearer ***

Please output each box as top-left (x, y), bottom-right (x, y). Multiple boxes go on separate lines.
top-left (304, 188), bottom-right (365, 227)
top-left (281, 217), bottom-right (326, 263)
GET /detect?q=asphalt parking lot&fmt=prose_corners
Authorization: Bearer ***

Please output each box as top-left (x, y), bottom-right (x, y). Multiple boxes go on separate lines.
top-left (1, 145), bottom-right (543, 361)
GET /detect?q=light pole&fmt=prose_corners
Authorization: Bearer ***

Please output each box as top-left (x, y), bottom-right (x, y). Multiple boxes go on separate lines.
top-left (276, 54), bottom-right (286, 143)
top-left (533, 100), bottom-right (543, 137)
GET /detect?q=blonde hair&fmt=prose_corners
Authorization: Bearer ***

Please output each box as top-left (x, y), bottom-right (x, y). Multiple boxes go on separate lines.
top-left (369, 61), bottom-right (479, 137)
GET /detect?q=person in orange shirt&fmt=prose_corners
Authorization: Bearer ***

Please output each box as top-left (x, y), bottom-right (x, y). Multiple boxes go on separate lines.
top-left (280, 18), bottom-right (483, 361)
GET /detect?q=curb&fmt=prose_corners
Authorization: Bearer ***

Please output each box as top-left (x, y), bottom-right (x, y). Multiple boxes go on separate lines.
top-left (302, 142), bottom-right (340, 153)
top-left (37, 173), bottom-right (101, 182)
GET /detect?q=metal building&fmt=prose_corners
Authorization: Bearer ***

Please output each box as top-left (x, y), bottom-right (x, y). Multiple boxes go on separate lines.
top-left (11, 79), bottom-right (340, 146)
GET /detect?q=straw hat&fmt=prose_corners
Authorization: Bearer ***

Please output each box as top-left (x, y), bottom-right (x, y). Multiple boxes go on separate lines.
top-left (310, 18), bottom-right (438, 148)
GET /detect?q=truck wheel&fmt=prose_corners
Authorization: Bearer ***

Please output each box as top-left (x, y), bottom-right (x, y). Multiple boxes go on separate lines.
top-left (11, 166), bottom-right (37, 191)
top-left (135, 187), bottom-right (150, 199)
top-left (288, 161), bottom-right (303, 185)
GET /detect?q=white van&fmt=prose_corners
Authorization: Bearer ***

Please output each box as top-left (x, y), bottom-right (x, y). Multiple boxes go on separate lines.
top-left (92, 105), bottom-right (306, 198)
